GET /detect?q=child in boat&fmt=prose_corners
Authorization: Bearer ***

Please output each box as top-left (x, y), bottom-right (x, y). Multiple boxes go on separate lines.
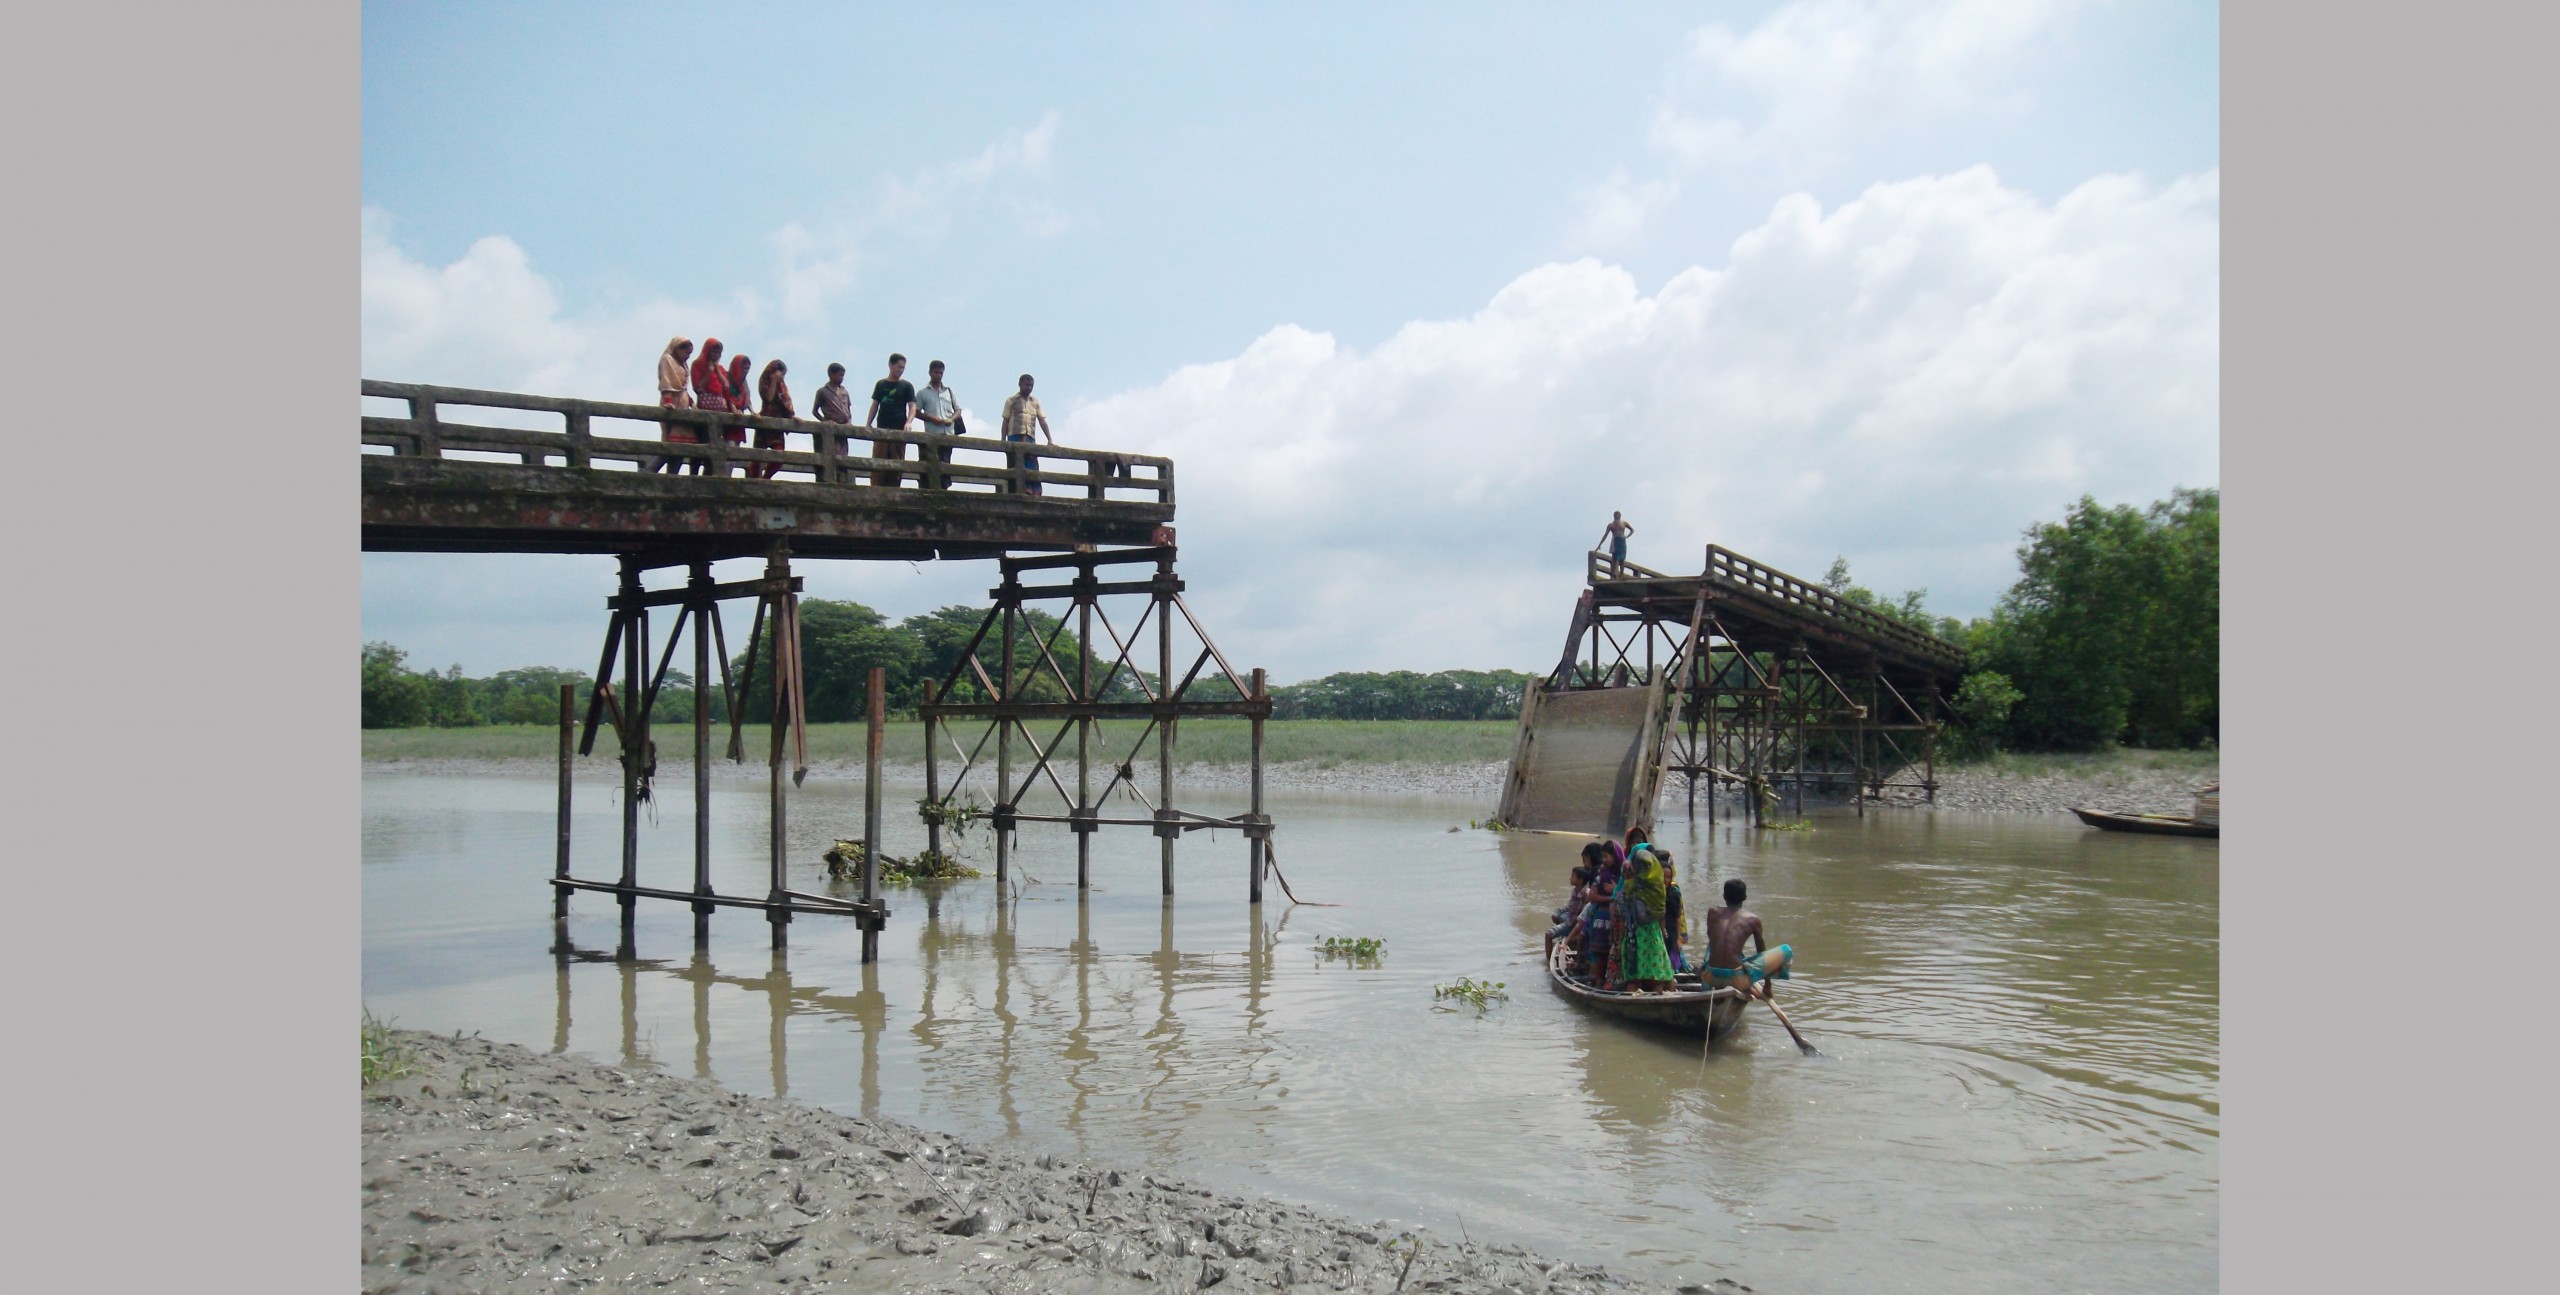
top-left (1548, 864), bottom-right (1593, 948)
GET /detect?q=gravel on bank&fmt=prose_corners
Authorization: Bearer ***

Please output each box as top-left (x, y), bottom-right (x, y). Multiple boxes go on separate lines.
top-left (364, 1031), bottom-right (1743, 1295)
top-left (365, 754), bottom-right (2213, 819)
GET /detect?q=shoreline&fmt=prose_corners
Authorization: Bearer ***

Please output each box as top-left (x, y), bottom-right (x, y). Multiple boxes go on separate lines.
top-left (363, 754), bottom-right (2216, 818)
top-left (365, 1030), bottom-right (1735, 1294)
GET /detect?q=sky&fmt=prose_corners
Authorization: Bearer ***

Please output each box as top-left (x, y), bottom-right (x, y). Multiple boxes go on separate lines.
top-left (360, 0), bottom-right (2219, 684)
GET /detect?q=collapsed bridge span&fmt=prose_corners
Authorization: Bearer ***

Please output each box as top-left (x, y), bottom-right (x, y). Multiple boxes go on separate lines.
top-left (1497, 546), bottom-right (1967, 835)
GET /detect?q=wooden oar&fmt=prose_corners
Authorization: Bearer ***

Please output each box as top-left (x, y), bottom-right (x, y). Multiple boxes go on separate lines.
top-left (1761, 990), bottom-right (1819, 1056)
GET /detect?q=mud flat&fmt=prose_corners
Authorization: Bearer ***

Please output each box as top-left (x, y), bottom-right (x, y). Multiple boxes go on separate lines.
top-left (364, 1031), bottom-right (1746, 1295)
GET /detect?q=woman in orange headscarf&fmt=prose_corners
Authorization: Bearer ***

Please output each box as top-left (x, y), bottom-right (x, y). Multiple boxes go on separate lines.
top-left (653, 337), bottom-right (696, 474)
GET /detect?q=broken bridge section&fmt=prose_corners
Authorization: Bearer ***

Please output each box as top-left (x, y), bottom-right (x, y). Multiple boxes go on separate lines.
top-left (1500, 545), bottom-right (1969, 835)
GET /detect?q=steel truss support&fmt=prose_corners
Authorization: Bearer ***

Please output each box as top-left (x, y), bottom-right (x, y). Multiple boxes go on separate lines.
top-left (917, 545), bottom-right (1277, 901)
top-left (553, 544), bottom-right (889, 954)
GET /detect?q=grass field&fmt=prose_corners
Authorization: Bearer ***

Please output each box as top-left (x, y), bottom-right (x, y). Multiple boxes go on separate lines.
top-left (362, 719), bottom-right (1526, 767)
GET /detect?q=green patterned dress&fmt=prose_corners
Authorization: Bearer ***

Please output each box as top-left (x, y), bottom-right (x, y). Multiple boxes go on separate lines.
top-left (1620, 850), bottom-right (1675, 983)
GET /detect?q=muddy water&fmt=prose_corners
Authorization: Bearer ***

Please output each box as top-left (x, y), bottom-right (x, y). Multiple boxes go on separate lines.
top-left (362, 770), bottom-right (2217, 1294)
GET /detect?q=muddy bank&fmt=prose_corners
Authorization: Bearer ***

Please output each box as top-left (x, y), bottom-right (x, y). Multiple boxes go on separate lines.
top-left (364, 754), bottom-right (2211, 820)
top-left (364, 1031), bottom-right (1740, 1295)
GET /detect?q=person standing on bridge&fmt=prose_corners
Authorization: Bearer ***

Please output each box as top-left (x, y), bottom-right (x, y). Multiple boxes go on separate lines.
top-left (865, 353), bottom-right (917, 488)
top-left (652, 336), bottom-right (696, 474)
top-left (687, 338), bottom-right (735, 477)
top-left (1001, 373), bottom-right (1053, 496)
top-left (1599, 512), bottom-right (1635, 567)
top-left (752, 359), bottom-right (793, 479)
top-left (914, 360), bottom-right (961, 473)
top-left (723, 352), bottom-right (754, 465)
top-left (810, 360), bottom-right (853, 476)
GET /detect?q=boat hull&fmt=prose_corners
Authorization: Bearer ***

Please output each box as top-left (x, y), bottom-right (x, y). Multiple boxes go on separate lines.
top-left (1546, 940), bottom-right (1751, 1040)
top-left (2071, 807), bottom-right (2219, 838)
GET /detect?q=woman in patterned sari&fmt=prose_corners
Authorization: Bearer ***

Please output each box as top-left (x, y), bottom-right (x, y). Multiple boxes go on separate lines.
top-left (1618, 847), bottom-right (1676, 993)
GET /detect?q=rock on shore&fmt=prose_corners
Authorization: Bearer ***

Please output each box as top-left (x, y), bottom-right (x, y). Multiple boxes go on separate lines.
top-left (364, 1031), bottom-right (1740, 1295)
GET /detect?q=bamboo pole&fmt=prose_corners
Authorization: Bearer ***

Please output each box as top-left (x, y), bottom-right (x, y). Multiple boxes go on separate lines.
top-left (692, 561), bottom-right (713, 942)
top-left (556, 682), bottom-right (573, 917)
top-left (1250, 667), bottom-right (1266, 905)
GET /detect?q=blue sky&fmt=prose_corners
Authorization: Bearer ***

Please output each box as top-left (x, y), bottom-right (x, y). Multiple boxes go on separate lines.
top-left (362, 0), bottom-right (2219, 682)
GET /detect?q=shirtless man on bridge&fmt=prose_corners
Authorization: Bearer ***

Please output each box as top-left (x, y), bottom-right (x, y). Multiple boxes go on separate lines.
top-left (1702, 877), bottom-right (1792, 1000)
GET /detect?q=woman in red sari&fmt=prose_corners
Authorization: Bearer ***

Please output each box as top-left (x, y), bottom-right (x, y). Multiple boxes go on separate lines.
top-left (689, 339), bottom-right (735, 474)
top-left (723, 354), bottom-right (754, 467)
top-left (753, 358), bottom-right (793, 479)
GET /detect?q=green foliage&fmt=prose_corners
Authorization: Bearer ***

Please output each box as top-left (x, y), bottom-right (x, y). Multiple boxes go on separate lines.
top-left (1945, 670), bottom-right (2025, 756)
top-left (917, 793), bottom-right (989, 837)
top-left (1315, 935), bottom-right (1387, 962)
top-left (1819, 559), bottom-right (1948, 634)
top-left (361, 1010), bottom-right (414, 1086)
top-left (1267, 669), bottom-right (1537, 720)
top-left (1433, 977), bottom-right (1510, 1010)
top-left (1761, 819), bottom-right (1815, 833)
top-left (823, 839), bottom-right (984, 883)
top-left (362, 642), bottom-right (588, 729)
top-left (1971, 488), bottom-right (2219, 751)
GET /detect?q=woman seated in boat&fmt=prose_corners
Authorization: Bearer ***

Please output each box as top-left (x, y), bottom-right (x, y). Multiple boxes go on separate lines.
top-left (1615, 846), bottom-right (1678, 995)
top-left (1568, 870), bottom-right (1614, 982)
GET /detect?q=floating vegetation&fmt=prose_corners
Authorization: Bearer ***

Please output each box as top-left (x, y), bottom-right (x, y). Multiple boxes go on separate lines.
top-left (1315, 935), bottom-right (1387, 962)
top-left (361, 1009), bottom-right (414, 1087)
top-left (1469, 818), bottom-right (1513, 833)
top-left (916, 793), bottom-right (990, 838)
top-left (1433, 977), bottom-right (1509, 1010)
top-left (1761, 819), bottom-right (1816, 833)
top-left (823, 840), bottom-right (985, 884)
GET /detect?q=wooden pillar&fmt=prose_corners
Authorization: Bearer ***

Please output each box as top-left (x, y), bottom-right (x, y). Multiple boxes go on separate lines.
top-left (995, 595), bottom-right (1015, 891)
top-left (1075, 563), bottom-right (1093, 891)
top-left (1158, 550), bottom-right (1176, 897)
top-left (861, 666), bottom-right (886, 962)
top-left (692, 561), bottom-right (714, 942)
top-left (555, 683), bottom-right (573, 917)
top-left (617, 555), bottom-right (643, 947)
top-left (1249, 667), bottom-right (1266, 905)
top-left (924, 680), bottom-right (943, 862)
top-left (766, 551), bottom-right (792, 950)
top-left (1792, 644), bottom-right (1808, 818)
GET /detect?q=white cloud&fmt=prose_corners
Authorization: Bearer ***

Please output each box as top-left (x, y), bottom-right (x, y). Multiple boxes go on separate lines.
top-left (1076, 165), bottom-right (2218, 679)
top-left (1569, 170), bottom-right (1683, 251)
top-left (1652, 0), bottom-right (2078, 174)
top-left (361, 206), bottom-right (742, 404)
top-left (780, 110), bottom-right (1067, 323)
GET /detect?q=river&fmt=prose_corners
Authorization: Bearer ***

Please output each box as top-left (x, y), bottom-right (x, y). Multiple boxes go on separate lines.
top-left (362, 768), bottom-right (2218, 1293)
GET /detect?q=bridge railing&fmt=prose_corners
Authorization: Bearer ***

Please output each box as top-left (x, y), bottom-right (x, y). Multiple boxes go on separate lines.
top-left (360, 380), bottom-right (1174, 506)
top-left (1701, 545), bottom-right (1964, 668)
top-left (1586, 545), bottom-right (1965, 670)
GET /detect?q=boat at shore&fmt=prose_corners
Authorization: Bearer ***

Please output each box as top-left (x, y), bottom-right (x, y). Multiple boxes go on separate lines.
top-left (2072, 782), bottom-right (2219, 838)
top-left (1546, 939), bottom-right (1751, 1040)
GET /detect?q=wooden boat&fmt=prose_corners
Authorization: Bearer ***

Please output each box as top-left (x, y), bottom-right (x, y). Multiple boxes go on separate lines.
top-left (2070, 806), bottom-right (2219, 838)
top-left (1546, 939), bottom-right (1751, 1040)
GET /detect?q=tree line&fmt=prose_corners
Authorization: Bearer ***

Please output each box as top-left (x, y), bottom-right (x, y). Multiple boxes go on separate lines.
top-left (362, 610), bottom-right (1538, 729)
top-left (364, 487), bottom-right (2215, 754)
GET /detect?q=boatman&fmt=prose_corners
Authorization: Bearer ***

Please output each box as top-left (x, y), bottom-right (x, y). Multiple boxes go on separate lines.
top-left (1702, 878), bottom-right (1792, 1001)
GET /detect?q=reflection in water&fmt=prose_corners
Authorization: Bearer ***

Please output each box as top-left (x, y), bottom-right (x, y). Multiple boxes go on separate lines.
top-left (373, 773), bottom-right (2217, 1295)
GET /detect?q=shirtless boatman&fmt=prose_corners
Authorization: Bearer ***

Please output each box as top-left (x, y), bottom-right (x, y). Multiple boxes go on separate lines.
top-left (1701, 877), bottom-right (1792, 1001)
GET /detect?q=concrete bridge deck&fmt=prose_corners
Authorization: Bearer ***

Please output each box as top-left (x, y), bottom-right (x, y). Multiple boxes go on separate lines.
top-left (361, 381), bottom-right (1175, 560)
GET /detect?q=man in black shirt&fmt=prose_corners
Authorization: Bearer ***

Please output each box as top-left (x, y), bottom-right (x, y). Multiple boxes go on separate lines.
top-left (864, 353), bottom-right (916, 488)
